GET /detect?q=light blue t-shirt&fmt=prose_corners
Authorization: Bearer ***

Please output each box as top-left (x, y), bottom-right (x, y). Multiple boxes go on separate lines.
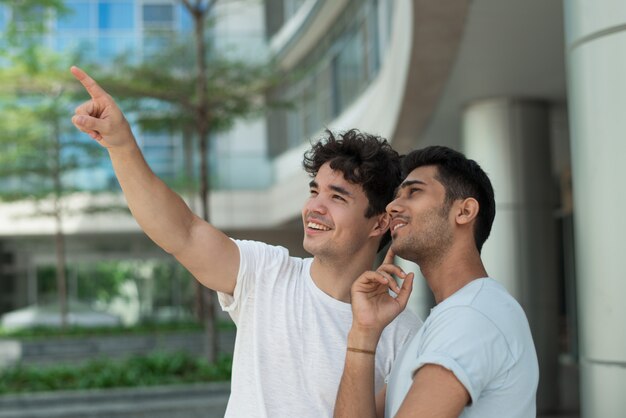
top-left (385, 278), bottom-right (538, 418)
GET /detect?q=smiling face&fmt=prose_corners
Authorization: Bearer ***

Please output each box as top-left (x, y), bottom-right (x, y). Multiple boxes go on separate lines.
top-left (387, 165), bottom-right (454, 264)
top-left (302, 163), bottom-right (382, 261)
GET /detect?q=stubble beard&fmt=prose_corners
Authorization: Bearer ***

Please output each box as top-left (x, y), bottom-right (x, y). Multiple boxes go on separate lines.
top-left (392, 206), bottom-right (453, 267)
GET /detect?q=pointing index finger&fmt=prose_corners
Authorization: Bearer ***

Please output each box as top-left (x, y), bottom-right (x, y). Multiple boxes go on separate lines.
top-left (382, 247), bottom-right (396, 265)
top-left (70, 66), bottom-right (108, 100)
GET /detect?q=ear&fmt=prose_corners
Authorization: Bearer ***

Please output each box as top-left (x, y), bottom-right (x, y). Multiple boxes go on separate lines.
top-left (454, 198), bottom-right (479, 226)
top-left (369, 212), bottom-right (391, 238)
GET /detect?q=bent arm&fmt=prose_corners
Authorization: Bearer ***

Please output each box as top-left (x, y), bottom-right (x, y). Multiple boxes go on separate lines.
top-left (110, 144), bottom-right (238, 294)
top-left (71, 66), bottom-right (238, 294)
top-left (335, 261), bottom-right (414, 418)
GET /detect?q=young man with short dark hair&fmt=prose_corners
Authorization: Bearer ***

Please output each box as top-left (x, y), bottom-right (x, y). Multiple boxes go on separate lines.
top-left (334, 146), bottom-right (538, 418)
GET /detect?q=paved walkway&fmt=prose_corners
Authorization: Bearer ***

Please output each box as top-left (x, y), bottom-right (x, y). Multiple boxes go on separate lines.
top-left (0, 382), bottom-right (580, 418)
top-left (0, 383), bottom-right (229, 418)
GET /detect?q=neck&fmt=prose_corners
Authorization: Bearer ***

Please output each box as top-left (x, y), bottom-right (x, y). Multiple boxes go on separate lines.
top-left (418, 244), bottom-right (487, 304)
top-left (310, 248), bottom-right (377, 303)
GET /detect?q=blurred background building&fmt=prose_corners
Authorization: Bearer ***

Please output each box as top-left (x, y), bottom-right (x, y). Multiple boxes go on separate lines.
top-left (1, 0), bottom-right (625, 416)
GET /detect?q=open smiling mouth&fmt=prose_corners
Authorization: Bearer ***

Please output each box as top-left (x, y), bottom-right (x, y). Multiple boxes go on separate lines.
top-left (307, 221), bottom-right (331, 231)
top-left (391, 220), bottom-right (408, 233)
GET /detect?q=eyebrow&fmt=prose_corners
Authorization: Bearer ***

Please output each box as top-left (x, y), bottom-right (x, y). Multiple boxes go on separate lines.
top-left (309, 180), bottom-right (353, 198)
top-left (394, 179), bottom-right (427, 197)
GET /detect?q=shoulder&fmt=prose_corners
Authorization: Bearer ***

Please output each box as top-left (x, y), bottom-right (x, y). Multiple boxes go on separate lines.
top-left (234, 239), bottom-right (310, 279)
top-left (234, 239), bottom-right (290, 258)
top-left (420, 297), bottom-right (520, 370)
top-left (234, 239), bottom-right (299, 267)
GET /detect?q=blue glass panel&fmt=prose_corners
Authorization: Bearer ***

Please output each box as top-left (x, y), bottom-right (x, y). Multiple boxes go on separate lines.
top-left (57, 1), bottom-right (92, 30)
top-left (98, 33), bottom-right (136, 59)
top-left (55, 35), bottom-right (98, 61)
top-left (143, 4), bottom-right (173, 25)
top-left (178, 3), bottom-right (192, 31)
top-left (98, 1), bottom-right (134, 30)
top-left (0, 6), bottom-right (7, 30)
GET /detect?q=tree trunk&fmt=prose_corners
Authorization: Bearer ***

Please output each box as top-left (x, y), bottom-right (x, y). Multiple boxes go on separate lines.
top-left (189, 0), bottom-right (219, 364)
top-left (52, 115), bottom-right (68, 329)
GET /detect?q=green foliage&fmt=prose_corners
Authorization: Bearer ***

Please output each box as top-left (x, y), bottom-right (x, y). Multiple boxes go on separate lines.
top-left (0, 0), bottom-right (69, 72)
top-left (35, 261), bottom-right (134, 305)
top-left (100, 40), bottom-right (282, 135)
top-left (0, 55), bottom-right (106, 209)
top-left (0, 7), bottom-right (107, 203)
top-left (0, 351), bottom-right (232, 394)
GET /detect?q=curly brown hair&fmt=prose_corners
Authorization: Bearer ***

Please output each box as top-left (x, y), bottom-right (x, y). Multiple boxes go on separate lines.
top-left (303, 129), bottom-right (402, 250)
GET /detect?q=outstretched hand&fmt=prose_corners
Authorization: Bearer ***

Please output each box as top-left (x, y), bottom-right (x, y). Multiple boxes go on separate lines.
top-left (350, 248), bottom-right (414, 337)
top-left (70, 66), bottom-right (132, 148)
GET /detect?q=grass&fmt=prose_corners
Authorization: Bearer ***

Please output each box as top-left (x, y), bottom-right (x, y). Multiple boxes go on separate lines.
top-left (0, 351), bottom-right (232, 395)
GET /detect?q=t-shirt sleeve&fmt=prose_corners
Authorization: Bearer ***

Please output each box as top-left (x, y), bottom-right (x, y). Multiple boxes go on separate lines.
top-left (410, 306), bottom-right (511, 403)
top-left (216, 239), bottom-right (289, 325)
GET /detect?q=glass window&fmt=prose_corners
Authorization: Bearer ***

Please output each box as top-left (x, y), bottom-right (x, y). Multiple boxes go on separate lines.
top-left (143, 4), bottom-right (174, 28)
top-left (335, 28), bottom-right (366, 112)
top-left (57, 1), bottom-right (93, 30)
top-left (274, 0), bottom-right (383, 152)
top-left (0, 6), bottom-right (7, 30)
top-left (177, 3), bottom-right (192, 31)
top-left (98, 1), bottom-right (134, 30)
top-left (55, 36), bottom-right (98, 61)
top-left (99, 33), bottom-right (136, 59)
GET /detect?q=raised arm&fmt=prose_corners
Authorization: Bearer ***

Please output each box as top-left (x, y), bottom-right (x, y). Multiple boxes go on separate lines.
top-left (334, 250), bottom-right (414, 418)
top-left (70, 66), bottom-right (238, 294)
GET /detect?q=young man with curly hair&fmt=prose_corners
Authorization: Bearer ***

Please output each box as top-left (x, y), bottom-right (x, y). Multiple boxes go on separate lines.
top-left (70, 67), bottom-right (420, 418)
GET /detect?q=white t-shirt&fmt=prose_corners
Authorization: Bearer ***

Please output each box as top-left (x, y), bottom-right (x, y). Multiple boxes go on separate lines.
top-left (218, 240), bottom-right (420, 418)
top-left (385, 278), bottom-right (538, 418)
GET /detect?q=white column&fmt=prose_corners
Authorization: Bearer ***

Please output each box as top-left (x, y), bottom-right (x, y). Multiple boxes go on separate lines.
top-left (564, 1), bottom-right (626, 416)
top-left (462, 98), bottom-right (560, 412)
top-left (396, 258), bottom-right (433, 321)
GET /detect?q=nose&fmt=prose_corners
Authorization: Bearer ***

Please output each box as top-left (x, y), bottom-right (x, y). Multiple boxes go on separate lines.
top-left (386, 196), bottom-right (403, 215)
top-left (304, 194), bottom-right (328, 215)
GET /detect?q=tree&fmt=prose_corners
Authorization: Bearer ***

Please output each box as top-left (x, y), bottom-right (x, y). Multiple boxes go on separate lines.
top-left (95, 0), bottom-right (283, 362)
top-left (0, 0), bottom-right (108, 326)
top-left (0, 51), bottom-right (107, 327)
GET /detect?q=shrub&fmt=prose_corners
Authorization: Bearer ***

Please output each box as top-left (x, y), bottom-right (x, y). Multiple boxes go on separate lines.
top-left (0, 352), bottom-right (232, 394)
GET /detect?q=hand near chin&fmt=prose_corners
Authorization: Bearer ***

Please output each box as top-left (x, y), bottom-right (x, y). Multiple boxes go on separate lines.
top-left (350, 248), bottom-right (414, 338)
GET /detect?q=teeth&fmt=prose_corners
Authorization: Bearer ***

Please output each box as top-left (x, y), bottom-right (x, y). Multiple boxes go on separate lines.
top-left (393, 223), bottom-right (406, 232)
top-left (308, 222), bottom-right (330, 231)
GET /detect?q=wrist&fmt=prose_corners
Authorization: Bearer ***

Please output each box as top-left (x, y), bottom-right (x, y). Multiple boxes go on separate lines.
top-left (347, 328), bottom-right (382, 353)
top-left (107, 136), bottom-right (140, 157)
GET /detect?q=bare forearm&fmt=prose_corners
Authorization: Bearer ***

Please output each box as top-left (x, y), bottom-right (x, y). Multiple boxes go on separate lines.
top-left (334, 331), bottom-right (380, 418)
top-left (70, 66), bottom-right (239, 292)
top-left (108, 143), bottom-right (195, 254)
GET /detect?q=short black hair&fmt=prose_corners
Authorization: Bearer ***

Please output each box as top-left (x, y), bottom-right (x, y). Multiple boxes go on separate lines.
top-left (303, 129), bottom-right (402, 250)
top-left (402, 146), bottom-right (496, 252)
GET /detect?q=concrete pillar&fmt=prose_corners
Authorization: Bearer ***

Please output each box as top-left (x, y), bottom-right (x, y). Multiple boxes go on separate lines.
top-left (563, 1), bottom-right (626, 416)
top-left (462, 98), bottom-right (560, 412)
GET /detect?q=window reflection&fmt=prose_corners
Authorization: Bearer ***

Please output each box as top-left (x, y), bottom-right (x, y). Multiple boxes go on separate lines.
top-left (268, 0), bottom-right (385, 155)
